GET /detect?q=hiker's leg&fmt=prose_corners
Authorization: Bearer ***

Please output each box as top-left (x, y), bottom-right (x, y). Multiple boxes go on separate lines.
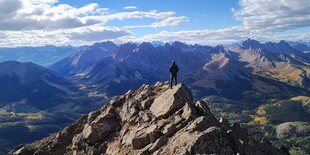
top-left (170, 75), bottom-right (173, 88)
top-left (174, 74), bottom-right (177, 86)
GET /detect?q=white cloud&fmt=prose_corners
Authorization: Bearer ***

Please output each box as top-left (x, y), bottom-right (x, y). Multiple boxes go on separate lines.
top-left (123, 16), bottom-right (188, 29)
top-left (0, 0), bottom-right (22, 19)
top-left (0, 32), bottom-right (7, 38)
top-left (233, 0), bottom-right (310, 31)
top-left (0, 26), bottom-right (131, 47)
top-left (109, 10), bottom-right (175, 20)
top-left (0, 0), bottom-right (191, 46)
top-left (0, 30), bottom-right (65, 47)
top-left (1, 0), bottom-right (309, 47)
top-left (121, 26), bottom-right (310, 45)
top-left (65, 26), bottom-right (132, 41)
top-left (123, 6), bottom-right (137, 10)
top-left (0, 1), bottom-right (108, 31)
top-left (0, 1), bottom-right (177, 31)
top-left (151, 16), bottom-right (188, 28)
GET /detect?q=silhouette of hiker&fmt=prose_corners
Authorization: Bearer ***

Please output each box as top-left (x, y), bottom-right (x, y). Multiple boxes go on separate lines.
top-left (169, 60), bottom-right (179, 88)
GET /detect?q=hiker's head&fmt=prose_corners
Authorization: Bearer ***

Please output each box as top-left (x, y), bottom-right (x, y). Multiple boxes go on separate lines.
top-left (172, 60), bottom-right (176, 65)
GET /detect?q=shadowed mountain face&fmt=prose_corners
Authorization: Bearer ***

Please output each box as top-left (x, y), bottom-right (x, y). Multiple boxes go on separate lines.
top-left (49, 41), bottom-right (118, 76)
top-left (0, 61), bottom-right (102, 154)
top-left (9, 82), bottom-right (288, 155)
top-left (0, 61), bottom-right (77, 110)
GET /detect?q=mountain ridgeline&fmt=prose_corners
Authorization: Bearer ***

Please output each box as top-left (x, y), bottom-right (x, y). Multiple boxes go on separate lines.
top-left (50, 39), bottom-right (310, 100)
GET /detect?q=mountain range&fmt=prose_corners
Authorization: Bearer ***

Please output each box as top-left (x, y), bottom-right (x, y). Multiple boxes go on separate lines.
top-left (48, 39), bottom-right (310, 154)
top-left (0, 45), bottom-right (85, 67)
top-left (49, 39), bottom-right (309, 100)
top-left (0, 39), bottom-right (310, 154)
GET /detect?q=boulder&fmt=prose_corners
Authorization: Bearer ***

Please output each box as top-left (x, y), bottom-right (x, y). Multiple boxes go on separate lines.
top-left (150, 84), bottom-right (192, 118)
top-left (149, 136), bottom-right (168, 153)
top-left (132, 125), bottom-right (161, 150)
top-left (162, 124), bottom-right (177, 137)
top-left (82, 122), bottom-right (116, 144)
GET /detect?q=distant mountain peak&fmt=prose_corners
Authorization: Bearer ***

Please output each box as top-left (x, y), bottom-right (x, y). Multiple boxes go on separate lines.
top-left (151, 41), bottom-right (165, 47)
top-left (171, 41), bottom-right (188, 46)
top-left (240, 38), bottom-right (263, 49)
top-left (50, 41), bottom-right (118, 76)
top-left (138, 42), bottom-right (154, 48)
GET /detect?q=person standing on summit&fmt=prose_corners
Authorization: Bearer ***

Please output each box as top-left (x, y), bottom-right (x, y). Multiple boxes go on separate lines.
top-left (169, 60), bottom-right (179, 88)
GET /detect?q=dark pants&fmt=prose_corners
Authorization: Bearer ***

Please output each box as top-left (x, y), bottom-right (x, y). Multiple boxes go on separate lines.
top-left (170, 74), bottom-right (177, 88)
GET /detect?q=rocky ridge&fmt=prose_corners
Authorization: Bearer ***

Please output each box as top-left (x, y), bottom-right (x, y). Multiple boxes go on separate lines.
top-left (10, 82), bottom-right (288, 155)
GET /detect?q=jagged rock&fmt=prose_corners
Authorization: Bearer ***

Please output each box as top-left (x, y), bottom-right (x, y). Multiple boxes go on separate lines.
top-left (82, 121), bottom-right (116, 144)
top-left (162, 124), bottom-right (177, 137)
top-left (12, 146), bottom-right (32, 155)
top-left (140, 97), bottom-right (154, 110)
top-left (82, 124), bottom-right (100, 144)
top-left (132, 132), bottom-right (151, 150)
top-left (132, 125), bottom-right (161, 150)
top-left (10, 82), bottom-right (287, 155)
top-left (99, 105), bottom-right (115, 119)
top-left (149, 136), bottom-right (168, 153)
top-left (109, 97), bottom-right (123, 107)
top-left (87, 111), bottom-right (100, 124)
top-left (150, 84), bottom-right (192, 118)
top-left (71, 133), bottom-right (83, 150)
top-left (219, 117), bottom-right (231, 131)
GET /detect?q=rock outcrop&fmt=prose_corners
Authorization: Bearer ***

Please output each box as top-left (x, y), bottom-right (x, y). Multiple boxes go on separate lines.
top-left (10, 82), bottom-right (287, 155)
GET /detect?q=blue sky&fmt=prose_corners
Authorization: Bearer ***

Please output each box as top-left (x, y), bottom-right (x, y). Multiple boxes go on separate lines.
top-left (0, 0), bottom-right (309, 46)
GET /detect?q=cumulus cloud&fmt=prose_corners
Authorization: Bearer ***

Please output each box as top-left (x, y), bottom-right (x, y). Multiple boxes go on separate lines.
top-left (0, 32), bottom-right (7, 38)
top-left (0, 0), bottom-right (178, 31)
top-left (233, 0), bottom-right (310, 31)
top-left (0, 1), bottom-right (109, 31)
top-left (0, 26), bottom-right (132, 47)
top-left (65, 26), bottom-right (132, 41)
top-left (123, 16), bottom-right (188, 29)
top-left (0, 0), bottom-right (22, 19)
top-left (0, 0), bottom-right (191, 46)
top-left (151, 16), bottom-right (188, 27)
top-left (124, 26), bottom-right (310, 45)
top-left (123, 6), bottom-right (137, 10)
top-left (0, 30), bottom-right (64, 47)
top-left (1, 0), bottom-right (309, 47)
top-left (109, 10), bottom-right (175, 20)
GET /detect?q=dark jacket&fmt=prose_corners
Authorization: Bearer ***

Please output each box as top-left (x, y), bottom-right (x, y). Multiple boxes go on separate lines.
top-left (169, 63), bottom-right (179, 76)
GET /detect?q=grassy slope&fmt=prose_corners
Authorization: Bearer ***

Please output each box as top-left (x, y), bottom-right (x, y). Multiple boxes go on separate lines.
top-left (205, 96), bottom-right (310, 154)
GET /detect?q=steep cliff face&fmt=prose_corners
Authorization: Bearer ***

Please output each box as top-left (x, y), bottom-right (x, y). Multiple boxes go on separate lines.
top-left (10, 82), bottom-right (287, 155)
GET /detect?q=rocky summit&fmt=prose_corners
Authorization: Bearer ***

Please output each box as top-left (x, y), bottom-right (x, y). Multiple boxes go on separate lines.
top-left (10, 82), bottom-right (288, 155)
